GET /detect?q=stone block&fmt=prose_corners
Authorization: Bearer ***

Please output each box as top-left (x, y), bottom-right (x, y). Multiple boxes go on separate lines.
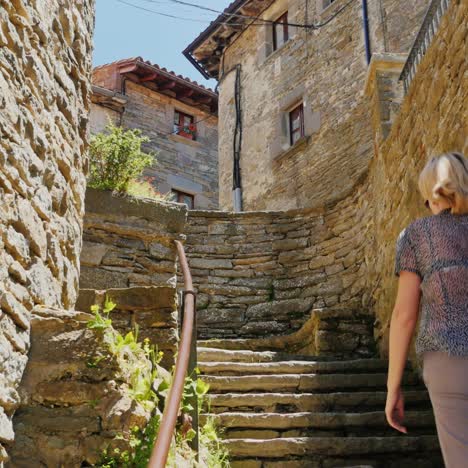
top-left (198, 308), bottom-right (245, 325)
top-left (79, 266), bottom-right (129, 289)
top-left (4, 226), bottom-right (30, 263)
top-left (149, 241), bottom-right (176, 260)
top-left (273, 237), bottom-right (308, 251)
top-left (75, 289), bottom-right (104, 313)
top-left (16, 198), bottom-right (47, 259)
top-left (0, 407), bottom-right (14, 443)
top-left (239, 321), bottom-right (290, 335)
top-left (85, 188), bottom-right (187, 234)
top-left (106, 286), bottom-right (177, 310)
top-left (246, 299), bottom-right (312, 321)
top-left (0, 291), bottom-right (30, 330)
top-left (189, 258), bottom-right (233, 270)
top-left (80, 241), bottom-right (109, 266)
top-left (309, 254), bottom-right (335, 270)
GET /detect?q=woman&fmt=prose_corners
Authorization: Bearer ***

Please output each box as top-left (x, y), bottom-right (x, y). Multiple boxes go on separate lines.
top-left (386, 152), bottom-right (468, 468)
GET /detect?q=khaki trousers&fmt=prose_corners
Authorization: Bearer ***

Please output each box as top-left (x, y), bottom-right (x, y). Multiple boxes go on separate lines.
top-left (423, 351), bottom-right (468, 468)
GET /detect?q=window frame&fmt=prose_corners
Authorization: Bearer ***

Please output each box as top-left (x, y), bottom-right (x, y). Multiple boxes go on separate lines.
top-left (289, 103), bottom-right (305, 146)
top-left (171, 189), bottom-right (195, 209)
top-left (321, 0), bottom-right (337, 13)
top-left (272, 11), bottom-right (289, 51)
top-left (173, 110), bottom-right (197, 140)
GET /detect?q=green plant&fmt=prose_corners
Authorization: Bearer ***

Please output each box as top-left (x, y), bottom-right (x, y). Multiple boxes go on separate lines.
top-left (131, 414), bottom-right (161, 467)
top-left (182, 368), bottom-right (210, 414)
top-left (87, 298), bottom-right (162, 410)
top-left (88, 298), bottom-right (229, 467)
top-left (88, 122), bottom-right (154, 192)
top-left (198, 416), bottom-right (231, 468)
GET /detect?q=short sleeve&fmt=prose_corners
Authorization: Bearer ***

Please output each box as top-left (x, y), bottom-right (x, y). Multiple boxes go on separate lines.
top-left (395, 226), bottom-right (422, 278)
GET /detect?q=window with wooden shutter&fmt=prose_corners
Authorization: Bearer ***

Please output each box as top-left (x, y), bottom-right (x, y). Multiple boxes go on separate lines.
top-left (289, 104), bottom-right (305, 145)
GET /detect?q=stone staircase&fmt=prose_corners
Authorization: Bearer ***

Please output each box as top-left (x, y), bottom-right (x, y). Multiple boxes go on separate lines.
top-left (197, 344), bottom-right (442, 468)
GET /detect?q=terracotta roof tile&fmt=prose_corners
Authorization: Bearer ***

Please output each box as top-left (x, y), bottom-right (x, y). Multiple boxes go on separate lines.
top-left (93, 57), bottom-right (216, 93)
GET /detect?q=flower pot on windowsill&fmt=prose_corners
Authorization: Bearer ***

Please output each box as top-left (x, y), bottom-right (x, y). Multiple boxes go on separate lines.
top-left (177, 130), bottom-right (195, 140)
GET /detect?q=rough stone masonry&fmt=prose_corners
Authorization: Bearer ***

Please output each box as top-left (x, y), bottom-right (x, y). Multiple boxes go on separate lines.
top-left (0, 0), bottom-right (95, 461)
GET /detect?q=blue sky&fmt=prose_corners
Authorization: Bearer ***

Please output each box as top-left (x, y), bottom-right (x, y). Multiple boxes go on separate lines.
top-left (93, 0), bottom-right (232, 88)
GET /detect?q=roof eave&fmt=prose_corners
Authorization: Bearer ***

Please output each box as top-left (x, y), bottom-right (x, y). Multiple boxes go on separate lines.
top-left (183, 0), bottom-right (251, 80)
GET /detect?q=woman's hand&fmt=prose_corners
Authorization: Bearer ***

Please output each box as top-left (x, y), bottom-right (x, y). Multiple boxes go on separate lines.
top-left (385, 387), bottom-right (407, 433)
top-left (386, 271), bottom-right (421, 435)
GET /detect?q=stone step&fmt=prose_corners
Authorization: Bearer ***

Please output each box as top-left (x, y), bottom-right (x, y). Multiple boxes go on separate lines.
top-left (200, 373), bottom-right (419, 393)
top-left (200, 411), bottom-right (436, 439)
top-left (198, 346), bottom-right (345, 363)
top-left (198, 359), bottom-right (392, 375)
top-left (201, 410), bottom-right (435, 430)
top-left (204, 390), bottom-right (431, 413)
top-left (228, 454), bottom-right (443, 468)
top-left (222, 435), bottom-right (440, 459)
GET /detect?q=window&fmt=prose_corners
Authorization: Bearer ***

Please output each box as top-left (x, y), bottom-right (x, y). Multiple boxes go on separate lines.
top-left (289, 103), bottom-right (305, 145)
top-left (174, 111), bottom-right (196, 140)
top-left (322, 0), bottom-right (337, 11)
top-left (273, 12), bottom-right (289, 51)
top-left (171, 189), bottom-right (194, 209)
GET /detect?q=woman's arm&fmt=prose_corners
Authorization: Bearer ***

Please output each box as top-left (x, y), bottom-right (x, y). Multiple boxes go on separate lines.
top-left (386, 270), bottom-right (421, 432)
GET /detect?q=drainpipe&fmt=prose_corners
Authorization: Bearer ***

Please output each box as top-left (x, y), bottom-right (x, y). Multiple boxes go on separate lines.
top-left (232, 65), bottom-right (243, 212)
top-left (362, 0), bottom-right (371, 64)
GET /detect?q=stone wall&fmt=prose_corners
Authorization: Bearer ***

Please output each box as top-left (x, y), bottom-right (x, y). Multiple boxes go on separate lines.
top-left (216, 0), bottom-right (430, 211)
top-left (80, 188), bottom-right (187, 367)
top-left (0, 0), bottom-right (94, 461)
top-left (184, 181), bottom-right (373, 350)
top-left (90, 102), bottom-right (120, 133)
top-left (365, 0), bottom-right (467, 355)
top-left (9, 306), bottom-right (154, 467)
top-left (368, 0), bottom-right (429, 54)
top-left (80, 188), bottom-right (187, 290)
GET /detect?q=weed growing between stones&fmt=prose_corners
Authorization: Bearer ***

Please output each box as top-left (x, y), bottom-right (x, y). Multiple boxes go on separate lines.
top-left (87, 298), bottom-right (160, 411)
top-left (197, 415), bottom-right (231, 468)
top-left (87, 298), bottom-right (230, 467)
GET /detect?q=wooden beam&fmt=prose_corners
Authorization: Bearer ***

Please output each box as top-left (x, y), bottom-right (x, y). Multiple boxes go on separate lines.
top-left (140, 72), bottom-right (159, 82)
top-left (197, 96), bottom-right (212, 105)
top-left (118, 63), bottom-right (138, 74)
top-left (159, 81), bottom-right (177, 91)
top-left (177, 89), bottom-right (194, 98)
top-left (239, 6), bottom-right (260, 15)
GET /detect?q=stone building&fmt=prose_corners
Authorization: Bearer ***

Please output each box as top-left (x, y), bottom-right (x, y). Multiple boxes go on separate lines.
top-left (91, 57), bottom-right (219, 209)
top-left (184, 0), bottom-right (432, 211)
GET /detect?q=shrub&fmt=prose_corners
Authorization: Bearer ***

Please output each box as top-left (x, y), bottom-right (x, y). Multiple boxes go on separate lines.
top-left (88, 123), bottom-right (154, 192)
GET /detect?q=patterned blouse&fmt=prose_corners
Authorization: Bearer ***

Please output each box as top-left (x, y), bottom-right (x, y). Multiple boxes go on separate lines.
top-left (395, 209), bottom-right (468, 356)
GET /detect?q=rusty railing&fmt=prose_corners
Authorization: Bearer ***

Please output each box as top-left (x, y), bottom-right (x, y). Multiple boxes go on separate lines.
top-left (399, 0), bottom-right (451, 93)
top-left (149, 240), bottom-right (198, 468)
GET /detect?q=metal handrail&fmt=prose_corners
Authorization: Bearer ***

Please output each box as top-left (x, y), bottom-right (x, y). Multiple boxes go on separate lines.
top-left (149, 240), bottom-right (197, 468)
top-left (399, 0), bottom-right (451, 93)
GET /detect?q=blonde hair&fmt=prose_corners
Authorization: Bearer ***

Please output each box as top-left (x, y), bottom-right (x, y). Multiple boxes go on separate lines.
top-left (418, 152), bottom-right (468, 214)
